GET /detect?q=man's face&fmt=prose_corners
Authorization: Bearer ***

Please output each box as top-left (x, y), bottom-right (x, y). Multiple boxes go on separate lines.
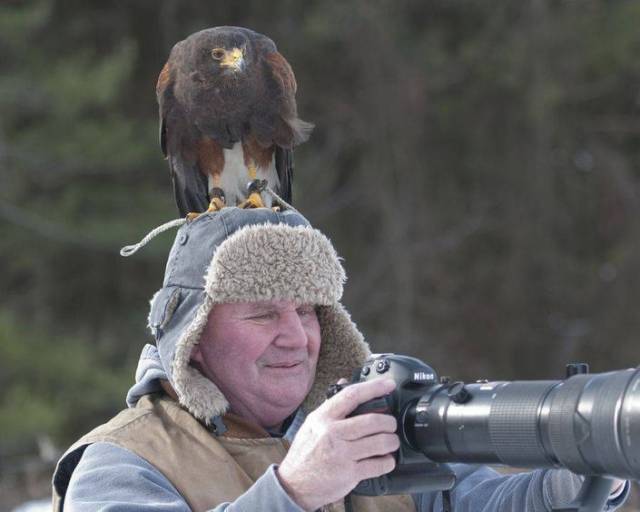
top-left (190, 300), bottom-right (321, 428)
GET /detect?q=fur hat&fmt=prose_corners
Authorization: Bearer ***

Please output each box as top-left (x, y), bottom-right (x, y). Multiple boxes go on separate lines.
top-left (147, 207), bottom-right (371, 424)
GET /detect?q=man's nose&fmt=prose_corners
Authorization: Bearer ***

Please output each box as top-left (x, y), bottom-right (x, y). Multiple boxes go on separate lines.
top-left (274, 310), bottom-right (308, 348)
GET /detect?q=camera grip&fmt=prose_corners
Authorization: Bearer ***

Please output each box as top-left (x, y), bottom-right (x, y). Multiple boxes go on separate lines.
top-left (349, 396), bottom-right (393, 417)
top-left (325, 384), bottom-right (393, 417)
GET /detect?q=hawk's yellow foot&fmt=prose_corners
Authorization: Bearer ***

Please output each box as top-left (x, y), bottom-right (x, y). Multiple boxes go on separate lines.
top-left (247, 160), bottom-right (258, 180)
top-left (238, 178), bottom-right (267, 209)
top-left (206, 187), bottom-right (226, 212)
top-left (206, 197), bottom-right (226, 212)
top-left (186, 188), bottom-right (226, 220)
top-left (239, 192), bottom-right (265, 209)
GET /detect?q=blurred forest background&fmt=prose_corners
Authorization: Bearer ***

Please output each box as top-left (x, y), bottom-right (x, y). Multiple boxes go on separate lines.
top-left (2, 0), bottom-right (640, 509)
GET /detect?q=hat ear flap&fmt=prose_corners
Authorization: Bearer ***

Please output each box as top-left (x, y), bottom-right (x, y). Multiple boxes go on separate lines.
top-left (148, 287), bottom-right (182, 340)
top-left (171, 295), bottom-right (230, 424)
top-left (303, 304), bottom-right (371, 412)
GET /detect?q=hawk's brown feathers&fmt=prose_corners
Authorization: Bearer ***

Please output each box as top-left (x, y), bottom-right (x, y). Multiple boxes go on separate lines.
top-left (157, 26), bottom-right (313, 216)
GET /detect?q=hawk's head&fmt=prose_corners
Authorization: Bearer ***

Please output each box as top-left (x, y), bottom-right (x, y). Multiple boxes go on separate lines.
top-left (176, 26), bottom-right (276, 88)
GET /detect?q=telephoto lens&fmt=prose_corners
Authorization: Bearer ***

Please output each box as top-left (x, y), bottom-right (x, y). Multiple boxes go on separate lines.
top-left (405, 363), bottom-right (640, 479)
top-left (342, 353), bottom-right (640, 511)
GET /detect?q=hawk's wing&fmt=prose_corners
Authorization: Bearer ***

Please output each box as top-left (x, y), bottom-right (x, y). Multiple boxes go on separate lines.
top-left (264, 51), bottom-right (313, 147)
top-left (263, 51), bottom-right (312, 205)
top-left (157, 61), bottom-right (209, 217)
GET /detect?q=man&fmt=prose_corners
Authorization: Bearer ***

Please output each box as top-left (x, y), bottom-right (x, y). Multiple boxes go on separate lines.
top-left (53, 207), bottom-right (628, 511)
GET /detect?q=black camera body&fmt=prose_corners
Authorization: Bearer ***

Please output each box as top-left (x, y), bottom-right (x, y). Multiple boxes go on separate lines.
top-left (328, 353), bottom-right (457, 495)
top-left (328, 353), bottom-right (640, 512)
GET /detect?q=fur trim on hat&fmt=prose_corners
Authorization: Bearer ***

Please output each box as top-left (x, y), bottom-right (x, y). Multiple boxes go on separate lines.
top-left (303, 304), bottom-right (371, 412)
top-left (207, 223), bottom-right (345, 305)
top-left (171, 222), bottom-right (370, 424)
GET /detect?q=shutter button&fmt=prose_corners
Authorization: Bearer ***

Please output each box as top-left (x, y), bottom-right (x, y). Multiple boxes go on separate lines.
top-left (179, 233), bottom-right (189, 245)
top-left (375, 359), bottom-right (390, 374)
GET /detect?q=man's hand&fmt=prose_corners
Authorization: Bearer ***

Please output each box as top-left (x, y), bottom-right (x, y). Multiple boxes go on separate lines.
top-left (277, 378), bottom-right (399, 511)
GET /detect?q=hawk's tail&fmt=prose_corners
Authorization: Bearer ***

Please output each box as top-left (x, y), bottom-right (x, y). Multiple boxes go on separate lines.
top-left (169, 155), bottom-right (210, 217)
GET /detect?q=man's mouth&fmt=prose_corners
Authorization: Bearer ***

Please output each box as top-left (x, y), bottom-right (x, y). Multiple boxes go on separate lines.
top-left (265, 361), bottom-right (303, 369)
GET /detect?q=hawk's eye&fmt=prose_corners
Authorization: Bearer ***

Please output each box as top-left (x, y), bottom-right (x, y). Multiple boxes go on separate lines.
top-left (211, 48), bottom-right (225, 60)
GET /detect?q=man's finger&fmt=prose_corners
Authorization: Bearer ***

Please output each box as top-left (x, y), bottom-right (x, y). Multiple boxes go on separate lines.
top-left (333, 413), bottom-right (397, 441)
top-left (356, 454), bottom-right (396, 481)
top-left (347, 433), bottom-right (400, 461)
top-left (323, 379), bottom-right (395, 419)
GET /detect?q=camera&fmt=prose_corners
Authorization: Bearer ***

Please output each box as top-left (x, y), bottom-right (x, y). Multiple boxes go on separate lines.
top-left (328, 353), bottom-right (640, 512)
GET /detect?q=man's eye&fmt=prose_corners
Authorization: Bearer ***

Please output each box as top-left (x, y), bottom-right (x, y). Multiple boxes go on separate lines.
top-left (249, 312), bottom-right (277, 321)
top-left (297, 306), bottom-right (316, 317)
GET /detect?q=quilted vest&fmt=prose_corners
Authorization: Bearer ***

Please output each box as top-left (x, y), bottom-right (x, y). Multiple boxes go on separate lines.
top-left (52, 393), bottom-right (416, 512)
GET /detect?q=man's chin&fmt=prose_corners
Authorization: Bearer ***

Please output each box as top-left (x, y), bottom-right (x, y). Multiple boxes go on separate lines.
top-left (261, 384), bottom-right (311, 411)
top-left (256, 364), bottom-right (316, 409)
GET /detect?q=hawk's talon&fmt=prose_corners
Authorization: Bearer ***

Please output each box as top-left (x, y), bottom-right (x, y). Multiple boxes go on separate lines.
top-left (206, 197), bottom-right (225, 212)
top-left (210, 187), bottom-right (226, 203)
top-left (185, 192), bottom-right (225, 221)
top-left (239, 178), bottom-right (266, 209)
top-left (239, 191), bottom-right (265, 209)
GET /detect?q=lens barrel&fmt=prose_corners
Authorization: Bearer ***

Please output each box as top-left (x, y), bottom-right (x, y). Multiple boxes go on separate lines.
top-left (406, 368), bottom-right (640, 480)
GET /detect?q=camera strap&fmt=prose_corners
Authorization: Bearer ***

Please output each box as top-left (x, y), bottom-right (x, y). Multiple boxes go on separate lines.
top-left (442, 489), bottom-right (452, 512)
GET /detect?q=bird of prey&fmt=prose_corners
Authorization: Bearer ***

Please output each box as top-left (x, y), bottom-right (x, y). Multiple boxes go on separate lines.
top-left (156, 26), bottom-right (313, 217)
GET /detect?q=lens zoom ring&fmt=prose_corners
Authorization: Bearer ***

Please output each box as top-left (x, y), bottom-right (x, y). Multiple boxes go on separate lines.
top-left (548, 375), bottom-right (590, 473)
top-left (589, 372), bottom-right (632, 475)
top-left (489, 382), bottom-right (555, 466)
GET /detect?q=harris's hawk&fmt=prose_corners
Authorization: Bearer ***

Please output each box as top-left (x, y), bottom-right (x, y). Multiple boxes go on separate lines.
top-left (157, 26), bottom-right (313, 217)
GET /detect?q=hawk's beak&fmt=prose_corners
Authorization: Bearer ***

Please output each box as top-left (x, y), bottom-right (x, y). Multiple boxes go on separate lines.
top-left (220, 48), bottom-right (244, 71)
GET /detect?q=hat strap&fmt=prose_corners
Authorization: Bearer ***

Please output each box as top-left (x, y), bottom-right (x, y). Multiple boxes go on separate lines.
top-left (120, 218), bottom-right (187, 257)
top-left (120, 185), bottom-right (297, 258)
